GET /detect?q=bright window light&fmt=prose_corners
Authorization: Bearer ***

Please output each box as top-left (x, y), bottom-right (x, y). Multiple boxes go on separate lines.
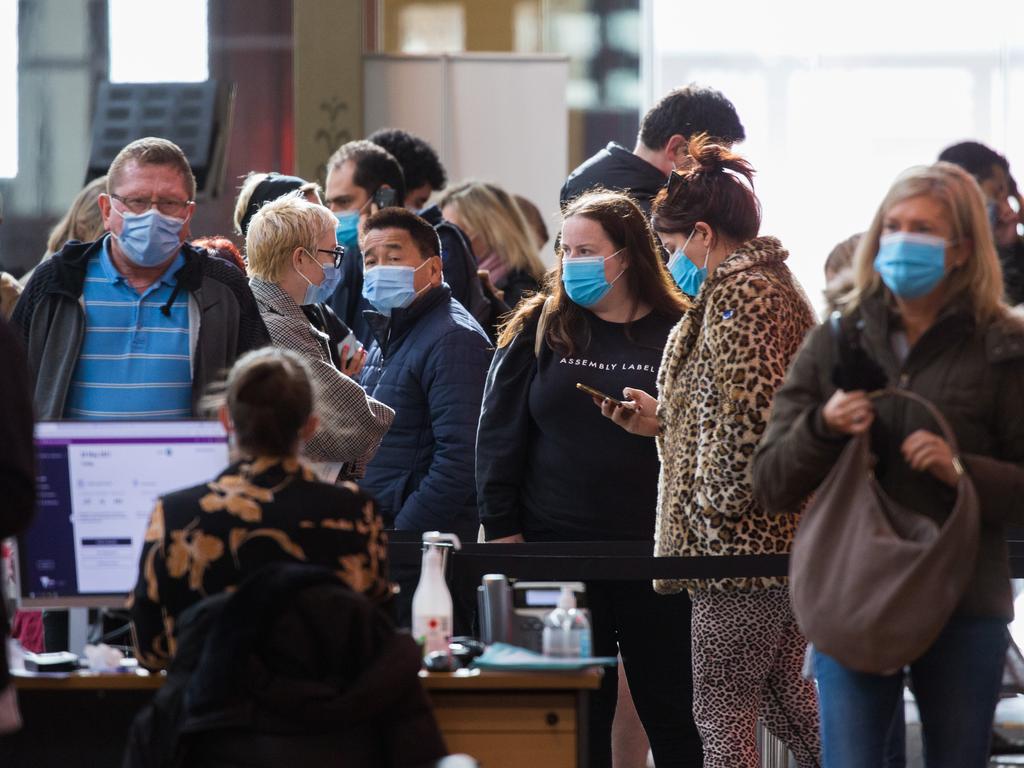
top-left (650, 0), bottom-right (1024, 313)
top-left (0, 0), bottom-right (18, 178)
top-left (109, 0), bottom-right (208, 83)
top-left (398, 4), bottom-right (464, 54)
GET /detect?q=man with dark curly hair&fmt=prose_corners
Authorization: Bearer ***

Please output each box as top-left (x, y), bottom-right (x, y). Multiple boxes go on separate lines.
top-left (368, 128), bottom-right (447, 212)
top-left (561, 83), bottom-right (745, 214)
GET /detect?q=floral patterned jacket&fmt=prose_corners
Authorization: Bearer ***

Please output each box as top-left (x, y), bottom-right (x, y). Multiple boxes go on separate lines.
top-left (128, 458), bottom-right (390, 670)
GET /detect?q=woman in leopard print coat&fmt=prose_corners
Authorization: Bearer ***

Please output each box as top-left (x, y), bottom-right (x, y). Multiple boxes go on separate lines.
top-left (601, 136), bottom-right (821, 767)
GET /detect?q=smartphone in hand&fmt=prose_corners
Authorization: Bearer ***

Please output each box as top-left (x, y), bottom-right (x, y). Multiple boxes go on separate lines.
top-left (337, 330), bottom-right (363, 364)
top-left (372, 187), bottom-right (398, 209)
top-left (576, 382), bottom-right (633, 408)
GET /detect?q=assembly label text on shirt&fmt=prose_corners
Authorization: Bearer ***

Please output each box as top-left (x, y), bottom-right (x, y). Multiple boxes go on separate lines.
top-left (558, 357), bottom-right (657, 373)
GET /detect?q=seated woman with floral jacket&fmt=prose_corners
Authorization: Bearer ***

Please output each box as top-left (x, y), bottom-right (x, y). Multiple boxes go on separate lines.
top-left (128, 347), bottom-right (391, 670)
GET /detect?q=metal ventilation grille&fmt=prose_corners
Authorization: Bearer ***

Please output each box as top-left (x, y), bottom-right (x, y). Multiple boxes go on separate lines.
top-left (88, 81), bottom-right (219, 192)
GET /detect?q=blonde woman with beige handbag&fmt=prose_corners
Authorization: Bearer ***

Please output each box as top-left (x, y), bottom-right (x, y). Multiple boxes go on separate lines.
top-left (753, 161), bottom-right (1024, 767)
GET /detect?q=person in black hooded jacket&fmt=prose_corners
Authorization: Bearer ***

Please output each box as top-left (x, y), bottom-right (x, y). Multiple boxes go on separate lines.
top-left (123, 562), bottom-right (447, 768)
top-left (560, 85), bottom-right (745, 214)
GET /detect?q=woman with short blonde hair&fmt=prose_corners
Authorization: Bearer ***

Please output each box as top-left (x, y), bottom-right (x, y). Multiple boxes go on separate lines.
top-left (246, 194), bottom-right (337, 283)
top-left (246, 195), bottom-right (394, 481)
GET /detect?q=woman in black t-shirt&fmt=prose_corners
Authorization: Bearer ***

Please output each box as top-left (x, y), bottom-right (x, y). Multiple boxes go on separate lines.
top-left (476, 190), bottom-right (701, 768)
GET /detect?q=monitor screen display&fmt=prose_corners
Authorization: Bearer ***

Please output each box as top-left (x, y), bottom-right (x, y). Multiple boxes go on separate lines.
top-left (522, 588), bottom-right (562, 608)
top-left (19, 420), bottom-right (229, 608)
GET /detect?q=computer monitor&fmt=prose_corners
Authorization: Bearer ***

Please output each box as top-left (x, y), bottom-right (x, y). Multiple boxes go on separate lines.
top-left (18, 420), bottom-right (229, 608)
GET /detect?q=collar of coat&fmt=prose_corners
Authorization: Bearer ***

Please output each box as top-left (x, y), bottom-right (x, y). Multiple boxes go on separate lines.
top-left (46, 234), bottom-right (206, 300)
top-left (856, 290), bottom-right (1024, 366)
top-left (667, 236), bottom-right (792, 365)
top-left (705, 235), bottom-right (789, 284)
top-left (248, 277), bottom-right (307, 319)
top-left (364, 283), bottom-right (452, 353)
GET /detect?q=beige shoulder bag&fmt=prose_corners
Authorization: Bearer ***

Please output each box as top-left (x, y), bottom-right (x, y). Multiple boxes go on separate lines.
top-left (789, 388), bottom-right (980, 675)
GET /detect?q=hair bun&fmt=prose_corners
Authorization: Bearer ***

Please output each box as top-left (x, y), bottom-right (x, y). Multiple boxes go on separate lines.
top-left (678, 133), bottom-right (756, 190)
top-left (681, 134), bottom-right (727, 176)
top-left (651, 134), bottom-right (761, 244)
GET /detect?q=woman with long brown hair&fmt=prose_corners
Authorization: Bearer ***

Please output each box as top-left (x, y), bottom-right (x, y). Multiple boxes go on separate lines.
top-left (476, 189), bottom-right (702, 767)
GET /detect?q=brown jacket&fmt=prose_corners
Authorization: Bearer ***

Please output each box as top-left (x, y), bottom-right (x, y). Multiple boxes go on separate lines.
top-left (753, 293), bottom-right (1024, 619)
top-left (654, 236), bottom-right (817, 594)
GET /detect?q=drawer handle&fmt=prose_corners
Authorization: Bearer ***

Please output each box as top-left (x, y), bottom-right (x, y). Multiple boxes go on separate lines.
top-left (545, 712), bottom-right (559, 727)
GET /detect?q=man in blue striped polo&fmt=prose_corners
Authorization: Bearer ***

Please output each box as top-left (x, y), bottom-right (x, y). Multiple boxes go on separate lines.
top-left (13, 137), bottom-right (271, 419)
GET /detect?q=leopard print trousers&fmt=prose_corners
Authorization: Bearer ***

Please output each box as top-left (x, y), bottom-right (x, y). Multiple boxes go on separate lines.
top-left (691, 586), bottom-right (821, 768)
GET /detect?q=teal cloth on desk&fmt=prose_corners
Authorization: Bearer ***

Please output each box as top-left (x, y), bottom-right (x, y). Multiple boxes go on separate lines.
top-left (472, 642), bottom-right (617, 671)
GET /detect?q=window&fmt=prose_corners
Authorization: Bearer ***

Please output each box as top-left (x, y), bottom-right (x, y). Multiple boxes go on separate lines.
top-left (397, 3), bottom-right (465, 53)
top-left (0, 0), bottom-right (17, 177)
top-left (108, 0), bottom-right (209, 84)
top-left (648, 0), bottom-right (1024, 309)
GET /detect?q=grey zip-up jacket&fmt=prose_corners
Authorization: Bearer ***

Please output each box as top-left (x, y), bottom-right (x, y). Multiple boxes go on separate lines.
top-left (11, 236), bottom-right (271, 419)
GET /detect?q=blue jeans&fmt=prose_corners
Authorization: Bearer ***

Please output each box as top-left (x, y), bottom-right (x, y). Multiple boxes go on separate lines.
top-left (814, 615), bottom-right (1008, 768)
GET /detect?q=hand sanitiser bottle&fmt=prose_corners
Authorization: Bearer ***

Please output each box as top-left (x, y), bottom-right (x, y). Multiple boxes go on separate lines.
top-left (542, 586), bottom-right (592, 657)
top-left (412, 531), bottom-right (461, 656)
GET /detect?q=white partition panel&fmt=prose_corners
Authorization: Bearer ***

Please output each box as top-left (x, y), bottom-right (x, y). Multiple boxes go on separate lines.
top-left (364, 53), bottom-right (570, 260)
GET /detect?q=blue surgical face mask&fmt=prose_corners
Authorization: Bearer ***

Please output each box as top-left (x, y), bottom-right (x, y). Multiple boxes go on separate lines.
top-left (561, 249), bottom-right (626, 307)
top-left (112, 207), bottom-right (184, 268)
top-left (362, 261), bottom-right (430, 315)
top-left (667, 230), bottom-right (710, 297)
top-left (874, 232), bottom-right (948, 299)
top-left (294, 250), bottom-right (342, 306)
top-left (334, 211), bottom-right (360, 251)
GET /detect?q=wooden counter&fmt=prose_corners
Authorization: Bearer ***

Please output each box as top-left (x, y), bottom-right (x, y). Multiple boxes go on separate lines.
top-left (9, 667), bottom-right (601, 768)
top-left (11, 669), bottom-right (165, 691)
top-left (420, 668), bottom-right (600, 768)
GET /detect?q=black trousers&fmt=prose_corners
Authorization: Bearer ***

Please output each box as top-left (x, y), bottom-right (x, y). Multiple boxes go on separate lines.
top-left (585, 580), bottom-right (703, 768)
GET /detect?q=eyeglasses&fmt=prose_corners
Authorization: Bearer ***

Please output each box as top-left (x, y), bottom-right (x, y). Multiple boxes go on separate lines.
top-left (316, 246), bottom-right (345, 269)
top-left (110, 193), bottom-right (193, 217)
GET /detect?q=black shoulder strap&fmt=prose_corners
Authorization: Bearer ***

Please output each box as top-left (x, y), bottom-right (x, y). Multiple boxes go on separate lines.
top-left (829, 309), bottom-right (887, 392)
